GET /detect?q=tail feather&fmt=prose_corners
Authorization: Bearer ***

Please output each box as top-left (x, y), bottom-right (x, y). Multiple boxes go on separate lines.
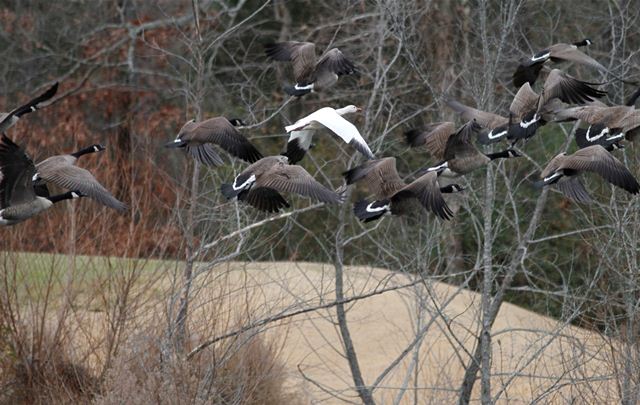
top-left (404, 129), bottom-right (424, 147)
top-left (221, 183), bottom-right (241, 200)
top-left (283, 138), bottom-right (307, 164)
top-left (342, 162), bottom-right (375, 185)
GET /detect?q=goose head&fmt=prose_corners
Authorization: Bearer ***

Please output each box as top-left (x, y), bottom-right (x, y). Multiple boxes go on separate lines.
top-left (506, 149), bottom-right (522, 158)
top-left (336, 105), bottom-right (363, 116)
top-left (573, 38), bottom-right (592, 47)
top-left (92, 144), bottom-right (106, 153)
top-left (228, 118), bottom-right (248, 127)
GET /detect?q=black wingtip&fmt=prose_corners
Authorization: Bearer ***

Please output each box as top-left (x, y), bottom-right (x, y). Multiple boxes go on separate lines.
top-left (404, 129), bottom-right (423, 147)
top-left (512, 61), bottom-right (543, 88)
top-left (342, 163), bottom-right (369, 185)
top-left (532, 179), bottom-right (547, 189)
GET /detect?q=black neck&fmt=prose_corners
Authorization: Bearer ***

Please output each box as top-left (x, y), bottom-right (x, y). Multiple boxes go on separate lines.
top-left (573, 39), bottom-right (591, 47)
top-left (47, 191), bottom-right (78, 204)
top-left (485, 150), bottom-right (512, 160)
top-left (71, 145), bottom-right (101, 158)
top-left (440, 184), bottom-right (460, 193)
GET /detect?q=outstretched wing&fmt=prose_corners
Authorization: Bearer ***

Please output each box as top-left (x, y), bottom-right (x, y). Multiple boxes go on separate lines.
top-left (397, 171), bottom-right (454, 220)
top-left (265, 41), bottom-right (317, 84)
top-left (562, 145), bottom-right (639, 193)
top-left (39, 165), bottom-right (127, 211)
top-left (342, 157), bottom-right (404, 199)
top-left (192, 117), bottom-right (262, 163)
top-left (445, 98), bottom-right (508, 129)
top-left (257, 164), bottom-right (343, 204)
top-left (287, 107), bottom-right (374, 159)
top-left (0, 82), bottom-right (59, 132)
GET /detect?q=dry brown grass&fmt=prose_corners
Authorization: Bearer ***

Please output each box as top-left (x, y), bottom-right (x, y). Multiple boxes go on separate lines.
top-left (0, 254), bottom-right (300, 405)
top-left (95, 329), bottom-right (300, 405)
top-left (0, 328), bottom-right (98, 405)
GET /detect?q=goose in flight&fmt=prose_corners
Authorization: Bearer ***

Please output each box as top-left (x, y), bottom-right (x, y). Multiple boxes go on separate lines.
top-left (417, 120), bottom-right (521, 177)
top-left (537, 145), bottom-right (639, 203)
top-left (34, 144), bottom-right (127, 211)
top-left (0, 134), bottom-right (83, 225)
top-left (220, 155), bottom-right (344, 212)
top-left (165, 117), bottom-right (263, 166)
top-left (343, 157), bottom-right (463, 221)
top-left (445, 71), bottom-right (605, 145)
top-left (265, 41), bottom-right (356, 96)
top-left (554, 102), bottom-right (640, 146)
top-left (284, 105), bottom-right (364, 163)
top-left (285, 106), bottom-right (374, 161)
top-left (0, 82), bottom-right (59, 132)
top-left (513, 39), bottom-right (606, 87)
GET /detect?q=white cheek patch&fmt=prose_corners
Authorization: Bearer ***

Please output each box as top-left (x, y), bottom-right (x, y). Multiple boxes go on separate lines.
top-left (232, 174), bottom-right (256, 191)
top-left (32, 173), bottom-right (40, 181)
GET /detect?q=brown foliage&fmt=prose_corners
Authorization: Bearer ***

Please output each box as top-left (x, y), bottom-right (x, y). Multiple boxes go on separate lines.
top-left (95, 330), bottom-right (299, 405)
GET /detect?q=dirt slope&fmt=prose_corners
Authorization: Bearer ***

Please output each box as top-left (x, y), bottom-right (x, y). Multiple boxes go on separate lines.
top-left (186, 262), bottom-right (617, 404)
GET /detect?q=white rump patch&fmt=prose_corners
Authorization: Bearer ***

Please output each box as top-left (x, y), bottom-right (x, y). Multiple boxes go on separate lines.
top-left (520, 114), bottom-right (540, 129)
top-left (543, 172), bottom-right (562, 183)
top-left (232, 174), bottom-right (256, 191)
top-left (426, 161), bottom-right (449, 172)
top-left (530, 52), bottom-right (550, 62)
top-left (366, 202), bottom-right (389, 213)
top-left (294, 83), bottom-right (314, 91)
top-left (585, 126), bottom-right (608, 142)
top-left (487, 129), bottom-right (507, 140)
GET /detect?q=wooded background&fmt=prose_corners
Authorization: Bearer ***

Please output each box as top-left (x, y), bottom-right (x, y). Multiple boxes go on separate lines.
top-left (1, 1), bottom-right (640, 403)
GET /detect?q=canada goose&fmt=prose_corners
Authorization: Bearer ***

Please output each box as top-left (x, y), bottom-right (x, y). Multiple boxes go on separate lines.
top-left (537, 145), bottom-right (639, 203)
top-left (264, 41), bottom-right (356, 96)
top-left (0, 135), bottom-right (84, 225)
top-left (446, 71), bottom-right (605, 144)
top-left (285, 106), bottom-right (373, 160)
top-left (284, 105), bottom-right (364, 163)
top-left (34, 144), bottom-right (127, 211)
top-left (165, 117), bottom-right (263, 166)
top-left (343, 157), bottom-right (463, 221)
top-left (0, 82), bottom-right (59, 132)
top-left (418, 120), bottom-right (521, 177)
top-left (220, 155), bottom-right (343, 212)
top-left (574, 124), bottom-right (625, 151)
top-left (553, 104), bottom-right (640, 142)
top-left (512, 39), bottom-right (605, 87)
